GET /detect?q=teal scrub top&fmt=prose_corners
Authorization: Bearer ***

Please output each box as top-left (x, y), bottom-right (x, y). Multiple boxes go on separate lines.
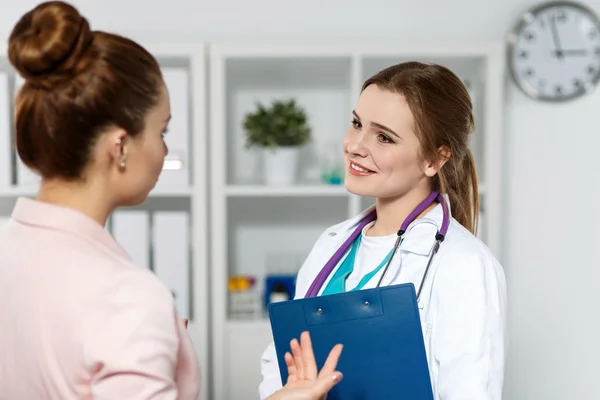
top-left (321, 233), bottom-right (394, 295)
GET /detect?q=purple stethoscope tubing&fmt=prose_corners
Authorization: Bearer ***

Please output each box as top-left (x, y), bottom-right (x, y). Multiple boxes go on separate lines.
top-left (304, 191), bottom-right (450, 300)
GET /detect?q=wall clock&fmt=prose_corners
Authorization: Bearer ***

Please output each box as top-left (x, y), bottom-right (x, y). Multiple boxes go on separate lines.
top-left (507, 1), bottom-right (600, 102)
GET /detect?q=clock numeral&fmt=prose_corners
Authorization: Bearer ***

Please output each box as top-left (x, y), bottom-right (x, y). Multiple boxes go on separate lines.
top-left (524, 68), bottom-right (535, 77)
top-left (538, 18), bottom-right (546, 28)
top-left (519, 50), bottom-right (528, 59)
top-left (587, 65), bottom-right (596, 74)
top-left (525, 31), bottom-right (536, 41)
top-left (556, 10), bottom-right (567, 22)
top-left (573, 79), bottom-right (583, 88)
top-left (554, 85), bottom-right (564, 95)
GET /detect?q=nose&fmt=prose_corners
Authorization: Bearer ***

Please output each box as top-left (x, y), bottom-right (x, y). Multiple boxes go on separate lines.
top-left (345, 132), bottom-right (368, 158)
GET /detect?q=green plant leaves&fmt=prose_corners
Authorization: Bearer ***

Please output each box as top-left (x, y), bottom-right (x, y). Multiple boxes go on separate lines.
top-left (243, 98), bottom-right (312, 149)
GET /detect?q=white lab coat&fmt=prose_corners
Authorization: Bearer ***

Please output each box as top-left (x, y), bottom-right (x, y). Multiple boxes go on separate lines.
top-left (259, 200), bottom-right (508, 400)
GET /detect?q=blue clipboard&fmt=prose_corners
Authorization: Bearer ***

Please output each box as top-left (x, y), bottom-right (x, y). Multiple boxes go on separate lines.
top-left (268, 283), bottom-right (434, 400)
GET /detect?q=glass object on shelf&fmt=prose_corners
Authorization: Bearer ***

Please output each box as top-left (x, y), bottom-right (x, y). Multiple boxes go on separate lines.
top-left (228, 275), bottom-right (261, 319)
top-left (320, 140), bottom-right (344, 185)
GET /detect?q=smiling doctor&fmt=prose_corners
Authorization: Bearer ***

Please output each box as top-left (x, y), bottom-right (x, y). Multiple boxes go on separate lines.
top-left (259, 62), bottom-right (508, 400)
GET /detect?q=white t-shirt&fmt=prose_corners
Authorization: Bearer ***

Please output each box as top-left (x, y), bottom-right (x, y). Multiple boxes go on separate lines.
top-left (345, 221), bottom-right (398, 291)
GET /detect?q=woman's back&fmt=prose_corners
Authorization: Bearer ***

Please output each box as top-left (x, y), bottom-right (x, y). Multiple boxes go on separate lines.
top-left (0, 198), bottom-right (200, 399)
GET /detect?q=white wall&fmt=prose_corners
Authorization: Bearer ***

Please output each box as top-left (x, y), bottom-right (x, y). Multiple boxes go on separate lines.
top-left (3, 1), bottom-right (598, 399)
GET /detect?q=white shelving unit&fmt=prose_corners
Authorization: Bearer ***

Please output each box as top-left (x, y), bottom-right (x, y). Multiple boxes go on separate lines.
top-left (209, 40), bottom-right (504, 399)
top-left (0, 42), bottom-right (210, 400)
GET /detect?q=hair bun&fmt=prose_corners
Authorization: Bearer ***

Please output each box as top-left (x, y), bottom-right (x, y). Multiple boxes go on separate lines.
top-left (8, 1), bottom-right (93, 84)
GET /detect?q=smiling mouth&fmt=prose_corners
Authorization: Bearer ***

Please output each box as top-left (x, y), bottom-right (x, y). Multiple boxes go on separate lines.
top-left (349, 162), bottom-right (375, 175)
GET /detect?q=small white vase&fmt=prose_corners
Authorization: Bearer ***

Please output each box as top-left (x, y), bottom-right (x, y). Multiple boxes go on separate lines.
top-left (262, 147), bottom-right (300, 185)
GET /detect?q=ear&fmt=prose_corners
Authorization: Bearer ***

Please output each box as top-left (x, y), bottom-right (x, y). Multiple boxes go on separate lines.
top-left (105, 128), bottom-right (129, 171)
top-left (423, 146), bottom-right (451, 178)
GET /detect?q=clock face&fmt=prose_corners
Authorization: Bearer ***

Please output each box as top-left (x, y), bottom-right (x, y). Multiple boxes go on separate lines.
top-left (508, 1), bottom-right (600, 101)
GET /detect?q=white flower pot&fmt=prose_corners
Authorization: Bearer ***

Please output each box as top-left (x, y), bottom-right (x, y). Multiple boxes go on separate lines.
top-left (262, 147), bottom-right (300, 185)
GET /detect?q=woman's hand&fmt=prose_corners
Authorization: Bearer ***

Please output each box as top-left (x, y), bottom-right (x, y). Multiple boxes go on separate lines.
top-left (267, 331), bottom-right (343, 400)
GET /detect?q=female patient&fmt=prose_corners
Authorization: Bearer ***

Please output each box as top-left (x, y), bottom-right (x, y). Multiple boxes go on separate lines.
top-left (0, 1), bottom-right (342, 399)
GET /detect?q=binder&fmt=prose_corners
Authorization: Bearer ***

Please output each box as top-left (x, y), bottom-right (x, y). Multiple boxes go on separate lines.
top-left (13, 75), bottom-right (40, 188)
top-left (0, 72), bottom-right (11, 188)
top-left (110, 210), bottom-right (151, 269)
top-left (268, 283), bottom-right (434, 400)
top-left (154, 68), bottom-right (190, 189)
top-left (152, 211), bottom-right (190, 319)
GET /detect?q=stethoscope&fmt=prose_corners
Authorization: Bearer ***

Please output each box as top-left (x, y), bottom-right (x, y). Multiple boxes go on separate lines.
top-left (304, 191), bottom-right (450, 300)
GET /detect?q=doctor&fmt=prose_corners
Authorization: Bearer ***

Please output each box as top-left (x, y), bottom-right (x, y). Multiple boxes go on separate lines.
top-left (259, 61), bottom-right (508, 400)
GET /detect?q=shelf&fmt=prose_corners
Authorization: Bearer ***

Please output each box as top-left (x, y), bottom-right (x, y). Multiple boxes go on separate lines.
top-left (225, 184), bottom-right (348, 197)
top-left (0, 186), bottom-right (39, 197)
top-left (0, 186), bottom-right (194, 198)
top-left (149, 186), bottom-right (194, 197)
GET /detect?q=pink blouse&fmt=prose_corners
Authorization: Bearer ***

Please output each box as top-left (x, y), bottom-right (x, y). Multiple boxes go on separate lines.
top-left (0, 197), bottom-right (201, 399)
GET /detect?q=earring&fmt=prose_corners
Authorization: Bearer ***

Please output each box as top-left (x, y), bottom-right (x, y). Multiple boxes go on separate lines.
top-left (116, 138), bottom-right (122, 145)
top-left (119, 161), bottom-right (126, 169)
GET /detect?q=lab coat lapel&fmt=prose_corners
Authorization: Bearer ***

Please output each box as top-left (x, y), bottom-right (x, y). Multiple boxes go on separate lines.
top-left (369, 197), bottom-right (451, 288)
top-left (300, 205), bottom-right (376, 297)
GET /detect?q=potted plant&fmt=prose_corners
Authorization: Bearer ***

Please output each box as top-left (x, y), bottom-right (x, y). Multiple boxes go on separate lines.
top-left (243, 98), bottom-right (311, 185)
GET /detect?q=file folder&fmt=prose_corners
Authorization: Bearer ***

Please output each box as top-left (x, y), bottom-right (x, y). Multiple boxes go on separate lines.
top-left (111, 210), bottom-right (151, 269)
top-left (152, 211), bottom-right (190, 319)
top-left (268, 283), bottom-right (434, 400)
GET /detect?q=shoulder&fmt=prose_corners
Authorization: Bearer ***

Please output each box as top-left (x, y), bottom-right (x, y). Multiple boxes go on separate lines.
top-left (435, 218), bottom-right (506, 296)
top-left (92, 265), bottom-right (175, 317)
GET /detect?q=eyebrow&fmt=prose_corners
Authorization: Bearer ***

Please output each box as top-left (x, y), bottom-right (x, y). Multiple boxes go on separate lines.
top-left (352, 110), bottom-right (400, 139)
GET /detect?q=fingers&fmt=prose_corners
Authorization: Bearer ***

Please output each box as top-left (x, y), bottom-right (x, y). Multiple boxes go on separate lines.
top-left (311, 372), bottom-right (344, 398)
top-left (317, 343), bottom-right (344, 379)
top-left (290, 338), bottom-right (304, 380)
top-left (300, 331), bottom-right (319, 380)
top-left (284, 352), bottom-right (298, 382)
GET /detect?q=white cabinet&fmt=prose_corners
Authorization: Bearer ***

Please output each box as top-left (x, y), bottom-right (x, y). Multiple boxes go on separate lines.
top-left (208, 41), bottom-right (504, 399)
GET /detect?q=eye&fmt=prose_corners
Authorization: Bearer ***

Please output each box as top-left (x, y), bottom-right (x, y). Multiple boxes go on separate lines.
top-left (351, 118), bottom-right (362, 129)
top-left (377, 133), bottom-right (394, 144)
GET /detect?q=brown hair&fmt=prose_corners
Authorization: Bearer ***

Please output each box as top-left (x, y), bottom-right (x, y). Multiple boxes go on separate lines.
top-left (362, 62), bottom-right (479, 234)
top-left (8, 1), bottom-right (163, 180)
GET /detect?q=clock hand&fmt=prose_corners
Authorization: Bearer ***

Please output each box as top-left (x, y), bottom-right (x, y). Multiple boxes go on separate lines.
top-left (549, 14), bottom-right (564, 60)
top-left (556, 49), bottom-right (588, 56)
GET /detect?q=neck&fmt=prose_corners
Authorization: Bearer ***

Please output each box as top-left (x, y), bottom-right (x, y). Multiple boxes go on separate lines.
top-left (37, 178), bottom-right (115, 227)
top-left (367, 188), bottom-right (437, 237)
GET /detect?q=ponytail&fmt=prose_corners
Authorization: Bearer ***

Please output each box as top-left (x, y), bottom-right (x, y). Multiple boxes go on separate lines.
top-left (437, 148), bottom-right (479, 235)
